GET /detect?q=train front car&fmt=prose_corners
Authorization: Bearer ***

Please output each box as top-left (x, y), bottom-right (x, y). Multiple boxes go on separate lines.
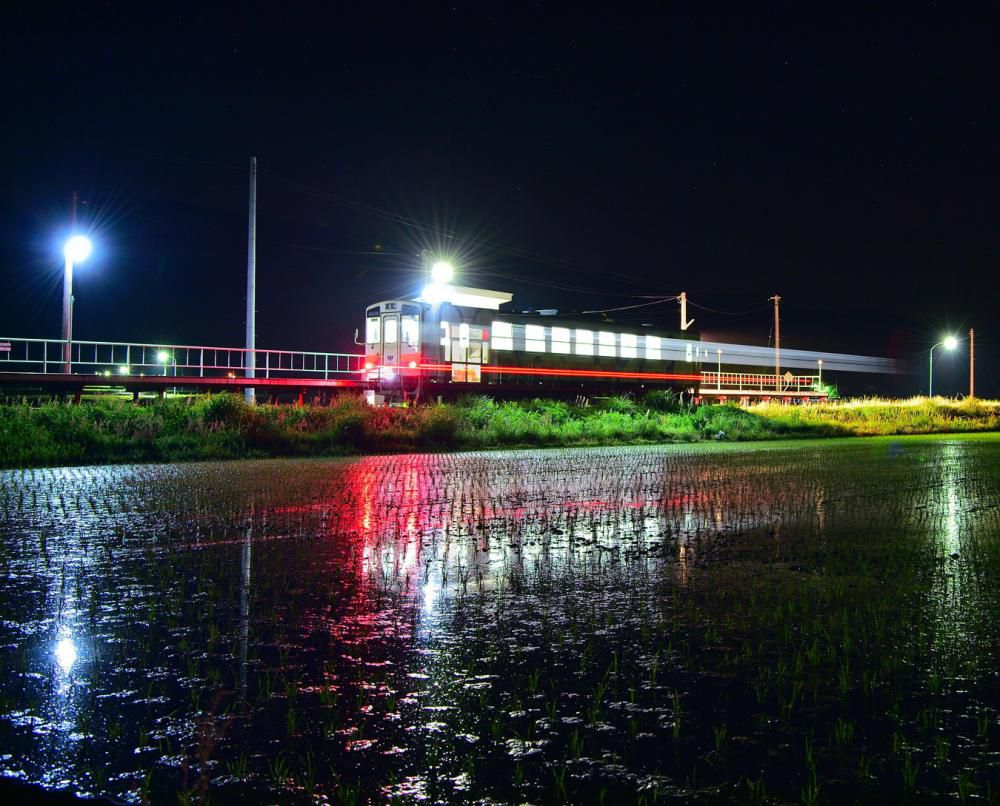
top-left (363, 300), bottom-right (424, 398)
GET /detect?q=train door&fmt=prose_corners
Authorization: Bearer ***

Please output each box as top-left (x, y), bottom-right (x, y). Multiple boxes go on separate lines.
top-left (382, 313), bottom-right (399, 370)
top-left (449, 323), bottom-right (486, 383)
top-left (399, 308), bottom-right (420, 367)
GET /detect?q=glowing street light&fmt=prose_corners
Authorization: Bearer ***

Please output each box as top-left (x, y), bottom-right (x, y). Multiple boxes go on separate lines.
top-left (929, 336), bottom-right (959, 397)
top-left (61, 235), bottom-right (92, 373)
top-left (817, 359), bottom-right (823, 387)
top-left (157, 350), bottom-right (176, 377)
top-left (64, 235), bottom-right (92, 263)
top-left (431, 260), bottom-right (454, 284)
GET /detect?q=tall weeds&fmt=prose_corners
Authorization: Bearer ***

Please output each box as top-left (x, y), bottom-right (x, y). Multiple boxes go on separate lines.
top-left (1, 394), bottom-right (997, 467)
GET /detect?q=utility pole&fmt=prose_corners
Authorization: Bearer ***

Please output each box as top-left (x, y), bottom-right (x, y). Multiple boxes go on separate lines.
top-left (62, 191), bottom-right (78, 374)
top-left (245, 157), bottom-right (257, 405)
top-left (678, 291), bottom-right (694, 331)
top-left (769, 294), bottom-right (781, 390)
top-left (970, 328), bottom-right (975, 398)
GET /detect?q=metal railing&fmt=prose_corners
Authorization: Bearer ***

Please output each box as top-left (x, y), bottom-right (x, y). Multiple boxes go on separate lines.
top-left (699, 371), bottom-right (823, 394)
top-left (0, 337), bottom-right (366, 379)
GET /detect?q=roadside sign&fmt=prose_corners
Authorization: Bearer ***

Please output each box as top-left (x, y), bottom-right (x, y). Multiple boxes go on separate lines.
top-left (784, 371), bottom-right (794, 383)
top-left (0, 342), bottom-right (11, 353)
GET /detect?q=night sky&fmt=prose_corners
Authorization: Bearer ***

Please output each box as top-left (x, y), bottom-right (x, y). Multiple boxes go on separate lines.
top-left (2, 4), bottom-right (996, 395)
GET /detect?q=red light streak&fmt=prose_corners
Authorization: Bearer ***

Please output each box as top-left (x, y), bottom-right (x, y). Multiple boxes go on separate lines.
top-left (480, 365), bottom-right (703, 382)
top-left (375, 362), bottom-right (701, 382)
top-left (370, 362), bottom-right (818, 385)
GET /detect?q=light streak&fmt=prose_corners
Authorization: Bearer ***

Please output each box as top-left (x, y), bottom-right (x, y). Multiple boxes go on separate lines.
top-left (371, 362), bottom-right (702, 382)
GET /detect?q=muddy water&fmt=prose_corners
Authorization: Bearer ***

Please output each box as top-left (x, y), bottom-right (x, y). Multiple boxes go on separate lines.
top-left (1, 437), bottom-right (999, 803)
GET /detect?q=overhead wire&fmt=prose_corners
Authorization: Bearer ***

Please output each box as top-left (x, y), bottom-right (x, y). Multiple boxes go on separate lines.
top-left (581, 298), bottom-right (678, 314)
top-left (134, 156), bottom-right (794, 314)
top-left (123, 155), bottom-right (679, 298)
top-left (259, 171), bottom-right (669, 288)
top-left (686, 300), bottom-right (771, 316)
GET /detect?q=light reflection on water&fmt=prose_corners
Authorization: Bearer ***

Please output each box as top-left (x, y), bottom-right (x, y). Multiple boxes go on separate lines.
top-left (54, 635), bottom-right (76, 674)
top-left (0, 439), bottom-right (998, 803)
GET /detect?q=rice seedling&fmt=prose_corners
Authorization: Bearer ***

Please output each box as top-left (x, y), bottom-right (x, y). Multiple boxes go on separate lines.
top-left (1, 436), bottom-right (999, 802)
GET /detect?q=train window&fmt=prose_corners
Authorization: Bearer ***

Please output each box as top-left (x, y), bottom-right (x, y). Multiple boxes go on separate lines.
top-left (466, 364), bottom-right (481, 383)
top-left (441, 322), bottom-right (451, 361)
top-left (575, 329), bottom-right (594, 356)
top-left (599, 331), bottom-right (616, 357)
top-left (401, 315), bottom-right (419, 348)
top-left (645, 335), bottom-right (661, 360)
top-left (526, 324), bottom-right (546, 352)
top-left (492, 321), bottom-right (513, 351)
top-left (551, 327), bottom-right (571, 354)
top-left (384, 317), bottom-right (398, 343)
top-left (459, 323), bottom-right (470, 347)
top-left (366, 307), bottom-right (380, 318)
top-left (366, 317), bottom-right (380, 344)
top-left (621, 333), bottom-right (638, 358)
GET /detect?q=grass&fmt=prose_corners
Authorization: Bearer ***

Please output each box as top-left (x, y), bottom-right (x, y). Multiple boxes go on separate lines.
top-left (0, 392), bottom-right (997, 467)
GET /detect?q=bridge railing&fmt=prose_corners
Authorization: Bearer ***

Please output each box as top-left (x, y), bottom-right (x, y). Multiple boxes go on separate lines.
top-left (699, 371), bottom-right (823, 394)
top-left (0, 338), bottom-right (365, 378)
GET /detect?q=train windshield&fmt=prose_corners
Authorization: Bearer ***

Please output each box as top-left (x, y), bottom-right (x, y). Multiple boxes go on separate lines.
top-left (401, 315), bottom-right (419, 348)
top-left (366, 317), bottom-right (380, 344)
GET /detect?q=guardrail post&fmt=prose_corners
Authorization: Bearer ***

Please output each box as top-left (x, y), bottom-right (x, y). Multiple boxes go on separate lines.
top-left (265, 351), bottom-right (270, 379)
top-left (200, 348), bottom-right (204, 377)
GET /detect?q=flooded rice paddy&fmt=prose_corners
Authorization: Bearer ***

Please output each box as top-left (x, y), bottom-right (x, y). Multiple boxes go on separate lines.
top-left (1, 436), bottom-right (999, 803)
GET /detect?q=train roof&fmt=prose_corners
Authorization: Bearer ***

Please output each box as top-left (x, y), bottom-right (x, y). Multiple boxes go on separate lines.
top-left (415, 285), bottom-right (513, 310)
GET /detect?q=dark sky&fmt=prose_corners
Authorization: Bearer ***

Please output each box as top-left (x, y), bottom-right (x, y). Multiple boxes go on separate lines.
top-left (1, 3), bottom-right (996, 395)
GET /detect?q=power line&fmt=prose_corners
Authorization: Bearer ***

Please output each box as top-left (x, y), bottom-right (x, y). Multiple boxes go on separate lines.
top-left (291, 244), bottom-right (409, 256)
top-left (259, 171), bottom-right (669, 288)
top-left (581, 298), bottom-right (677, 314)
top-left (687, 300), bottom-right (771, 316)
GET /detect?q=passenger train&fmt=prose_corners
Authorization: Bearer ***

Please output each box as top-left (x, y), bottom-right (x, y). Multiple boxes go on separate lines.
top-left (362, 284), bottom-right (898, 402)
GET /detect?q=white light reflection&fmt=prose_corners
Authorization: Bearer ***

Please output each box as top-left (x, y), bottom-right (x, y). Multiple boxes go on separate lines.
top-left (422, 576), bottom-right (441, 615)
top-left (54, 636), bottom-right (77, 674)
top-left (944, 458), bottom-right (960, 556)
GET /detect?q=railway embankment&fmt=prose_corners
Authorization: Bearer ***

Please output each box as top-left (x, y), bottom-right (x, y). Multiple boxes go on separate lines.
top-left (1, 393), bottom-right (998, 468)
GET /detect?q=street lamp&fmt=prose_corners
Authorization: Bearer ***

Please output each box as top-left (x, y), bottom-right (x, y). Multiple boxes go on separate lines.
top-left (431, 260), bottom-right (454, 284)
top-left (157, 350), bottom-right (176, 377)
top-left (419, 255), bottom-right (459, 305)
top-left (62, 235), bottom-right (92, 373)
top-left (817, 359), bottom-right (823, 387)
top-left (929, 336), bottom-right (958, 397)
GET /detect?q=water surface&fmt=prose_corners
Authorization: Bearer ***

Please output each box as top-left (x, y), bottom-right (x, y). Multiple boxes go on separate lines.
top-left (1, 437), bottom-right (999, 802)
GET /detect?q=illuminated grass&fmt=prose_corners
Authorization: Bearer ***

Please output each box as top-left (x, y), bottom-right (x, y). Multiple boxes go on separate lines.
top-left (0, 394), bottom-right (997, 468)
top-left (752, 396), bottom-right (1000, 437)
